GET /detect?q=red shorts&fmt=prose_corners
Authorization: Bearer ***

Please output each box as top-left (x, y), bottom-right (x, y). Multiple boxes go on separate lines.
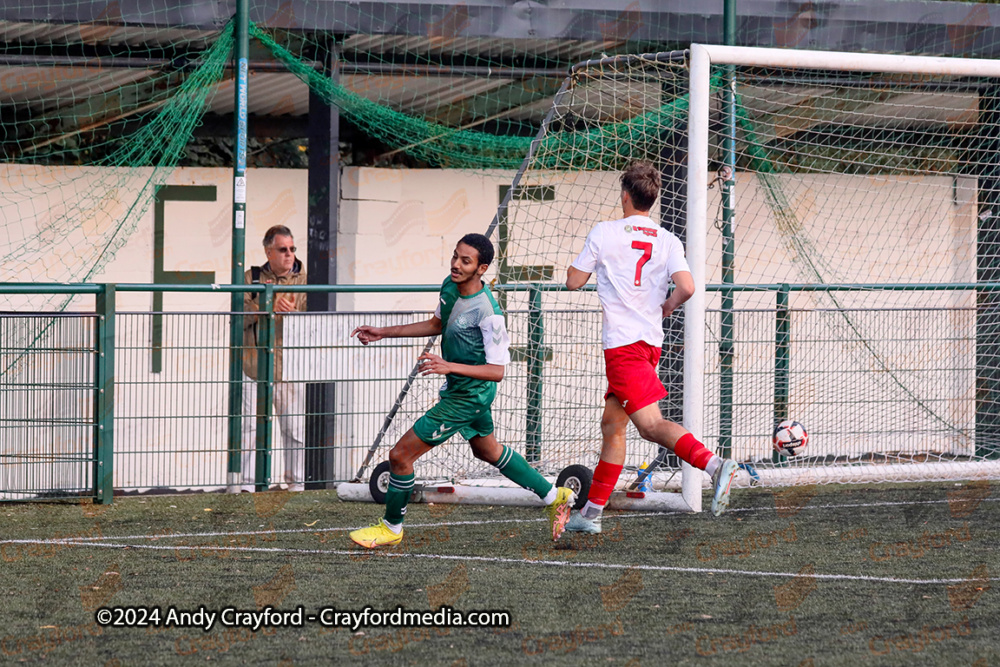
top-left (603, 340), bottom-right (668, 415)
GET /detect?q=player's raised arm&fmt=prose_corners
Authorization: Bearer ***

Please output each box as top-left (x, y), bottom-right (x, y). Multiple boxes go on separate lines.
top-left (351, 316), bottom-right (442, 345)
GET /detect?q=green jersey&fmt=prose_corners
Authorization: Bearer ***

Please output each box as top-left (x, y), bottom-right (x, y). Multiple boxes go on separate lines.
top-left (434, 277), bottom-right (510, 402)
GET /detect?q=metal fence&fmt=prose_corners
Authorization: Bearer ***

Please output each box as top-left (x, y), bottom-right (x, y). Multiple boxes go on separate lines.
top-left (1, 285), bottom-right (113, 502)
top-left (1, 283), bottom-right (589, 502)
top-left (702, 283), bottom-right (1000, 482)
top-left (2, 282), bottom-right (998, 502)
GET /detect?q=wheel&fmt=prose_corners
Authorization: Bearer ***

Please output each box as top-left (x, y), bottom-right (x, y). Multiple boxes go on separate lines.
top-left (368, 461), bottom-right (392, 504)
top-left (556, 464), bottom-right (592, 510)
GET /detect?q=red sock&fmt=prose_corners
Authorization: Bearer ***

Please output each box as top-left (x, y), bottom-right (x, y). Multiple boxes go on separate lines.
top-left (588, 460), bottom-right (624, 506)
top-left (673, 433), bottom-right (714, 470)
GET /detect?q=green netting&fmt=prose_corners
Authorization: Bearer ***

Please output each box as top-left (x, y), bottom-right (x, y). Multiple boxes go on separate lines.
top-left (250, 23), bottom-right (529, 169)
top-left (0, 20), bottom-right (233, 386)
top-left (251, 23), bottom-right (712, 171)
top-left (0, 22), bottom-right (233, 288)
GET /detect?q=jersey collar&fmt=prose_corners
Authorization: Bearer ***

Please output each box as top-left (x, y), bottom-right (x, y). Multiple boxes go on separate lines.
top-left (458, 280), bottom-right (487, 299)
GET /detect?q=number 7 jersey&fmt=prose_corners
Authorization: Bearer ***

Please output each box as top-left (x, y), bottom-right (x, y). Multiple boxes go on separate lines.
top-left (571, 215), bottom-right (691, 350)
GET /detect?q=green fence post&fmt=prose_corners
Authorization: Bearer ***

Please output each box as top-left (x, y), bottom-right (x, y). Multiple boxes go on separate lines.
top-left (228, 303), bottom-right (243, 488)
top-left (773, 284), bottom-right (790, 464)
top-left (717, 0), bottom-right (739, 462)
top-left (94, 284), bottom-right (116, 504)
top-left (526, 284), bottom-right (543, 463)
top-left (255, 284), bottom-right (275, 490)
top-left (719, 293), bottom-right (734, 461)
top-left (227, 0), bottom-right (249, 488)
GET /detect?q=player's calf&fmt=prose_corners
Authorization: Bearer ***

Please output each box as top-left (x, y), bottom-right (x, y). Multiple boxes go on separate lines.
top-left (671, 432), bottom-right (739, 516)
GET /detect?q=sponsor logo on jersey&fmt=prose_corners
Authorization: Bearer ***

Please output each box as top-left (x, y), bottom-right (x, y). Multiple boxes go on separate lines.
top-left (633, 225), bottom-right (659, 237)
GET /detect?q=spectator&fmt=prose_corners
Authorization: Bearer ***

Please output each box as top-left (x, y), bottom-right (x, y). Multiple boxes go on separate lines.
top-left (236, 224), bottom-right (307, 492)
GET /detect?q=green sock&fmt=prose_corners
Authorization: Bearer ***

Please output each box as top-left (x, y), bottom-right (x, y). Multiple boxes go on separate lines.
top-left (383, 472), bottom-right (415, 526)
top-left (493, 445), bottom-right (553, 499)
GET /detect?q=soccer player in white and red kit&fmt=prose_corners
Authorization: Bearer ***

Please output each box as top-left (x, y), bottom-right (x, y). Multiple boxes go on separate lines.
top-left (564, 161), bottom-right (739, 533)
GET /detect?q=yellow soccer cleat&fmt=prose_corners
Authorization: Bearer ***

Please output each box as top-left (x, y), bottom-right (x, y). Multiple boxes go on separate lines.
top-left (545, 487), bottom-right (576, 541)
top-left (349, 519), bottom-right (403, 549)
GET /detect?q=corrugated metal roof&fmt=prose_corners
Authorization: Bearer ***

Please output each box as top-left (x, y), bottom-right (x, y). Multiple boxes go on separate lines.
top-left (0, 23), bottom-right (615, 67)
top-left (209, 71), bottom-right (311, 117)
top-left (0, 65), bottom-right (157, 112)
top-left (0, 20), bottom-right (218, 50)
top-left (206, 71), bottom-right (520, 121)
top-left (499, 76), bottom-right (664, 123)
top-left (5, 62), bottom-right (977, 135)
top-left (344, 74), bottom-right (511, 117)
top-left (0, 22), bottom-right (983, 146)
top-left (740, 84), bottom-right (981, 130)
top-left (341, 34), bottom-right (613, 67)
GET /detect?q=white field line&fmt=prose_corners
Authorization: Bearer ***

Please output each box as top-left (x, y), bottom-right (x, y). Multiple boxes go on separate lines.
top-left (0, 513), bottom-right (682, 544)
top-left (2, 495), bottom-right (995, 546)
top-left (7, 539), bottom-right (995, 586)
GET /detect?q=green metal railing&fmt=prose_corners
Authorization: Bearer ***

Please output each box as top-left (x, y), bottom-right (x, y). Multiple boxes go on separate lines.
top-left (2, 280), bottom-right (999, 502)
top-left (773, 285), bottom-right (790, 464)
top-left (0, 282), bottom-right (597, 502)
top-left (94, 284), bottom-right (115, 503)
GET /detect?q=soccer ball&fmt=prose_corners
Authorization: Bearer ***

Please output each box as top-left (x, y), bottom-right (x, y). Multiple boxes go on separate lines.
top-left (772, 419), bottom-right (808, 457)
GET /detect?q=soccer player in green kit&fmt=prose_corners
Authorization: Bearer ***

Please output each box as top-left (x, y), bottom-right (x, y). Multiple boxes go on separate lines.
top-left (349, 233), bottom-right (575, 548)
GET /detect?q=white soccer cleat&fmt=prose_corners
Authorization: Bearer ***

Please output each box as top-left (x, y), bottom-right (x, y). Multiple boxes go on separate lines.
top-left (565, 510), bottom-right (602, 534)
top-left (711, 459), bottom-right (740, 517)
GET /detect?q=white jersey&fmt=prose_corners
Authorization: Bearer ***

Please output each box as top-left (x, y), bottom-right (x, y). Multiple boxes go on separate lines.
top-left (572, 215), bottom-right (691, 350)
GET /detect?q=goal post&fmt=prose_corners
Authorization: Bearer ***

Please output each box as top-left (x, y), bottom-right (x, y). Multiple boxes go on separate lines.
top-left (350, 44), bottom-right (1000, 509)
top-left (687, 44), bottom-right (1000, 487)
top-left (343, 51), bottom-right (709, 511)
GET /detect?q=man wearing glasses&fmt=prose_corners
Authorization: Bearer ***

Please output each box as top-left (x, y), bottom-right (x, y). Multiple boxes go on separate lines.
top-left (235, 224), bottom-right (307, 492)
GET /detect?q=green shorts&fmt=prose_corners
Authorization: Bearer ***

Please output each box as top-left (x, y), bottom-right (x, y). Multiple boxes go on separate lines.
top-left (412, 394), bottom-right (495, 446)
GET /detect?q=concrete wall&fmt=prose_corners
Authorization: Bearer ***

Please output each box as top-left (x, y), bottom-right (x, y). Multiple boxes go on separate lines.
top-left (0, 165), bottom-right (980, 494)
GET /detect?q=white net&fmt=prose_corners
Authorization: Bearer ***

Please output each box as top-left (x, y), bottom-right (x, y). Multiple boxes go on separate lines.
top-left (366, 54), bottom-right (694, 488)
top-left (697, 51), bottom-right (1000, 485)
top-left (367, 50), bottom-right (1000, 491)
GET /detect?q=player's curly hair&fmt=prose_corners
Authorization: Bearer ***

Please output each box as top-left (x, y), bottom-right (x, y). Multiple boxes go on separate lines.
top-left (621, 161), bottom-right (661, 212)
top-left (458, 233), bottom-right (495, 267)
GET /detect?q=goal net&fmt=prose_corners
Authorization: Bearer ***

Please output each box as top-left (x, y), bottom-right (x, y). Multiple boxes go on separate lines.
top-left (685, 45), bottom-right (1000, 487)
top-left (359, 46), bottom-right (1000, 500)
top-left (333, 52), bottom-right (704, 507)
top-left (0, 23), bottom-right (232, 499)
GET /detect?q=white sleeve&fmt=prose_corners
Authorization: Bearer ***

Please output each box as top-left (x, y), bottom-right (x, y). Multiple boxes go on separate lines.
top-left (480, 314), bottom-right (511, 366)
top-left (571, 224), bottom-right (602, 273)
top-left (665, 235), bottom-right (691, 278)
top-left (434, 302), bottom-right (442, 318)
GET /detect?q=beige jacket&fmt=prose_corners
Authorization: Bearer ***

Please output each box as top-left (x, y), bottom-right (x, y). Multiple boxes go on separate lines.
top-left (242, 260), bottom-right (308, 381)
